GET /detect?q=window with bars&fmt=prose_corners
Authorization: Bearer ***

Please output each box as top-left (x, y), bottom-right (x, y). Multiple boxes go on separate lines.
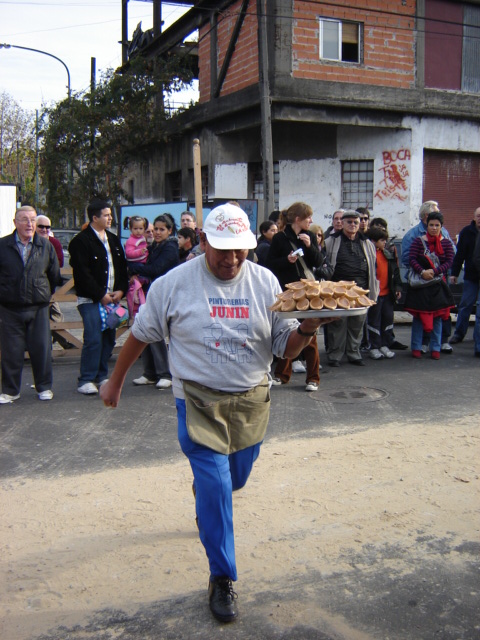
top-left (319, 19), bottom-right (361, 63)
top-left (248, 162), bottom-right (279, 209)
top-left (188, 166), bottom-right (209, 201)
top-left (166, 171), bottom-right (182, 202)
top-left (341, 160), bottom-right (373, 209)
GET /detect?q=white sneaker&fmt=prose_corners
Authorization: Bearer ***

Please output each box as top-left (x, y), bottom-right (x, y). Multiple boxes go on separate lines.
top-left (292, 360), bottom-right (306, 373)
top-left (0, 393), bottom-right (20, 404)
top-left (421, 345), bottom-right (428, 354)
top-left (379, 346), bottom-right (395, 359)
top-left (156, 378), bottom-right (172, 389)
top-left (441, 343), bottom-right (453, 353)
top-left (133, 376), bottom-right (156, 385)
top-left (305, 382), bottom-right (318, 392)
top-left (38, 390), bottom-right (53, 401)
top-left (369, 349), bottom-right (384, 360)
top-left (77, 382), bottom-right (98, 395)
top-left (270, 377), bottom-right (283, 386)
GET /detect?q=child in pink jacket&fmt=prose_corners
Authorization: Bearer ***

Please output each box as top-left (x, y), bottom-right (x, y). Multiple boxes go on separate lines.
top-left (125, 217), bottom-right (149, 318)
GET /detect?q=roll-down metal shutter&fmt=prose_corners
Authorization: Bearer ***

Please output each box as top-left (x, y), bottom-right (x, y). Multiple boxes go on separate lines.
top-left (423, 150), bottom-right (480, 240)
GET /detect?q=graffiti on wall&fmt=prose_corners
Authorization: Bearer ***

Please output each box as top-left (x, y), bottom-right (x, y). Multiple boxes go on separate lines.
top-left (375, 148), bottom-right (410, 202)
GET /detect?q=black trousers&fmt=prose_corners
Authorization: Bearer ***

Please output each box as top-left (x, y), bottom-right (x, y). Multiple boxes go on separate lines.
top-left (0, 304), bottom-right (52, 396)
top-left (142, 340), bottom-right (171, 381)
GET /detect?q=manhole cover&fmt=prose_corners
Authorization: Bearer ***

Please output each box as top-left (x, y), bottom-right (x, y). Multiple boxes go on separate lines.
top-left (311, 386), bottom-right (388, 404)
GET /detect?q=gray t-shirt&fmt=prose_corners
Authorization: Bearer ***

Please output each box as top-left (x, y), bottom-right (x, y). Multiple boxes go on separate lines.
top-left (132, 255), bottom-right (297, 398)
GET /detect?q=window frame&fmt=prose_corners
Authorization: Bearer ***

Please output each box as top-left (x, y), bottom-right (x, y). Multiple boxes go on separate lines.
top-left (248, 161), bottom-right (279, 209)
top-left (319, 18), bottom-right (362, 64)
top-left (341, 160), bottom-right (374, 210)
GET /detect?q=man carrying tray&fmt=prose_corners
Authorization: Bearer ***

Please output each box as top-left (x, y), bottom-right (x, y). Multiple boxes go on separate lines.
top-left (100, 203), bottom-right (335, 624)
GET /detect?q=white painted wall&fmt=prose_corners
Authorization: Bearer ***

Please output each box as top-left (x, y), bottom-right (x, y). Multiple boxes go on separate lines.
top-left (215, 164), bottom-right (248, 199)
top-left (278, 158), bottom-right (339, 230)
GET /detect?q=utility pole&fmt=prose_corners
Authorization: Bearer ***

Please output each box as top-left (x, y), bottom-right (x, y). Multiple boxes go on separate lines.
top-left (257, 0), bottom-right (275, 221)
top-left (35, 110), bottom-right (39, 207)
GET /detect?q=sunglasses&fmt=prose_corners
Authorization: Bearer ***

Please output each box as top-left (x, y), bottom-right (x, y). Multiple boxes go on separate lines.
top-left (359, 217), bottom-right (369, 221)
top-left (344, 219), bottom-right (360, 224)
top-left (37, 225), bottom-right (51, 229)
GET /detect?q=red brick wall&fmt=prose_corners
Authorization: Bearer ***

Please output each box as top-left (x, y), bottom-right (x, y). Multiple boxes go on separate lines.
top-left (198, 0), bottom-right (259, 103)
top-left (197, 0), bottom-right (417, 102)
top-left (292, 0), bottom-right (416, 88)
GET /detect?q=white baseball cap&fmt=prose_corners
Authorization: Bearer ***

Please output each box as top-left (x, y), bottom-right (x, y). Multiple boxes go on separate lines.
top-left (203, 204), bottom-right (257, 250)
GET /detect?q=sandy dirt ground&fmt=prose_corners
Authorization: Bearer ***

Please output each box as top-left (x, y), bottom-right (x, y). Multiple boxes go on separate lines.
top-left (1, 415), bottom-right (479, 640)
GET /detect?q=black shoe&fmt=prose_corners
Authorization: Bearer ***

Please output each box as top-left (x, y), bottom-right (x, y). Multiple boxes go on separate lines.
top-left (391, 341), bottom-right (408, 350)
top-left (208, 576), bottom-right (238, 623)
top-left (328, 360), bottom-right (340, 367)
top-left (349, 359), bottom-right (366, 366)
top-left (449, 336), bottom-right (462, 345)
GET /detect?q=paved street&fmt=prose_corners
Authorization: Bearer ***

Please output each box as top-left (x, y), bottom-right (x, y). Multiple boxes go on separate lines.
top-left (1, 323), bottom-right (479, 640)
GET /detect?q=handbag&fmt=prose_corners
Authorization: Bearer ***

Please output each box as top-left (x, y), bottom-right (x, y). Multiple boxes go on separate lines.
top-left (407, 237), bottom-right (442, 288)
top-left (99, 302), bottom-right (129, 330)
top-left (407, 269), bottom-right (441, 288)
top-left (287, 239), bottom-right (315, 281)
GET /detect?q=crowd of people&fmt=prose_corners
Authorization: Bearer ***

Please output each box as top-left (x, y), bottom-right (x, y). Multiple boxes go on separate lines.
top-left (1, 199), bottom-right (479, 624)
top-left (1, 200), bottom-right (479, 404)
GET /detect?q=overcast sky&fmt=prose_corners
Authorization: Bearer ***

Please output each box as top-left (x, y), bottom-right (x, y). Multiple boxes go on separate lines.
top-left (0, 0), bottom-right (197, 113)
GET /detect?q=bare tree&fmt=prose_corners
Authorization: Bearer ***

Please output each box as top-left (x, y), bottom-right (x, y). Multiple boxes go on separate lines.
top-left (0, 91), bottom-right (36, 203)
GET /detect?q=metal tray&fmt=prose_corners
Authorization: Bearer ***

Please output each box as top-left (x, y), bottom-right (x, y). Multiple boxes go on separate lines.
top-left (276, 307), bottom-right (369, 319)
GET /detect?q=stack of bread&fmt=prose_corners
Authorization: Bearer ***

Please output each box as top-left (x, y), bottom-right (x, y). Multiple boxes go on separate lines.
top-left (269, 280), bottom-right (375, 313)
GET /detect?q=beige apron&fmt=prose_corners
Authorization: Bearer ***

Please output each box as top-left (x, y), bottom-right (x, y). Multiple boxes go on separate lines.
top-left (182, 376), bottom-right (271, 455)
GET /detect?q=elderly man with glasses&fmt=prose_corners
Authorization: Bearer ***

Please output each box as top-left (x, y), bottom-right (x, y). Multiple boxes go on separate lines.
top-left (324, 209), bottom-right (379, 366)
top-left (0, 205), bottom-right (60, 403)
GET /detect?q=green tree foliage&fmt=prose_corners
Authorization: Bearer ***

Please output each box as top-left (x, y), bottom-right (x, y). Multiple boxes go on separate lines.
top-left (40, 54), bottom-right (193, 219)
top-left (0, 91), bottom-right (36, 204)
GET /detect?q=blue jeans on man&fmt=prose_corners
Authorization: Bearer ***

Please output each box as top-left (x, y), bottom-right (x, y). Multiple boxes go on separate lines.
top-left (78, 302), bottom-right (116, 385)
top-left (452, 279), bottom-right (479, 342)
top-left (474, 285), bottom-right (480, 355)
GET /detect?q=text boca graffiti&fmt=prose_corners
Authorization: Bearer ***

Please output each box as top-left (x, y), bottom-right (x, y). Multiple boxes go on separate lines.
top-left (375, 148), bottom-right (410, 202)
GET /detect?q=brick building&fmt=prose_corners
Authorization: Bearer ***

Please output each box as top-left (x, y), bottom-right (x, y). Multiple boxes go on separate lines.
top-left (123, 0), bottom-right (480, 238)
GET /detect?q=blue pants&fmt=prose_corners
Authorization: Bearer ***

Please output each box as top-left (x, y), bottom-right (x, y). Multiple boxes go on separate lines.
top-left (453, 279), bottom-right (479, 341)
top-left (474, 284), bottom-right (480, 354)
top-left (78, 303), bottom-right (116, 385)
top-left (176, 398), bottom-right (261, 580)
top-left (411, 316), bottom-right (442, 352)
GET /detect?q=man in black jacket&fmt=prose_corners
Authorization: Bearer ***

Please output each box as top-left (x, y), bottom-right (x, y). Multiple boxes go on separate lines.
top-left (0, 205), bottom-right (60, 403)
top-left (449, 207), bottom-right (480, 346)
top-left (69, 199), bottom-right (128, 395)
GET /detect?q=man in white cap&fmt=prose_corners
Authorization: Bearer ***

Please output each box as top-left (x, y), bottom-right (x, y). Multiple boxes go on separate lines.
top-left (100, 203), bottom-right (334, 623)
